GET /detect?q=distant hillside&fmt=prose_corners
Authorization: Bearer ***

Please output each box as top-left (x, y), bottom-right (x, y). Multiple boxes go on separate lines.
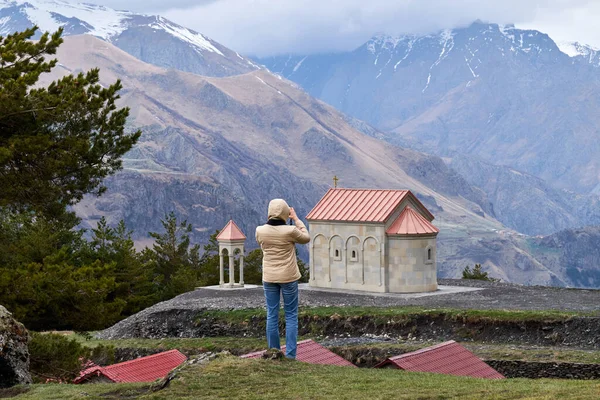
top-left (531, 226), bottom-right (600, 288)
top-left (258, 22), bottom-right (600, 194)
top-left (448, 155), bottom-right (600, 236)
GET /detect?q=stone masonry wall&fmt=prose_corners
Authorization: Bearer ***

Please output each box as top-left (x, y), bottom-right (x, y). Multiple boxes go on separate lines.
top-left (387, 236), bottom-right (437, 293)
top-left (486, 360), bottom-right (600, 379)
top-left (309, 221), bottom-right (386, 292)
top-left (309, 219), bottom-right (438, 293)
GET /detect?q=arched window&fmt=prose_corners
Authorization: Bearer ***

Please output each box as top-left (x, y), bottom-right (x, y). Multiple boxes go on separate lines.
top-left (352, 250), bottom-right (357, 259)
top-left (425, 246), bottom-right (434, 264)
top-left (333, 248), bottom-right (342, 261)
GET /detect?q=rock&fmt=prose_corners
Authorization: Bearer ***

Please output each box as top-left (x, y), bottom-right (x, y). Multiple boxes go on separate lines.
top-left (262, 349), bottom-right (284, 360)
top-left (0, 306), bottom-right (32, 388)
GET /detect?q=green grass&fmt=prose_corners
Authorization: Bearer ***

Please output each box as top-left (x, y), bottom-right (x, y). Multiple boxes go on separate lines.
top-left (65, 333), bottom-right (600, 365)
top-left (69, 335), bottom-right (266, 354)
top-left (201, 305), bottom-right (596, 324)
top-left (1, 383), bottom-right (149, 400)
top-left (9, 356), bottom-right (600, 400)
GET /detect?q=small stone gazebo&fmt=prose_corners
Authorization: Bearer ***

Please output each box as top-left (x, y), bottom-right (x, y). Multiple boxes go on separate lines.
top-left (216, 220), bottom-right (246, 288)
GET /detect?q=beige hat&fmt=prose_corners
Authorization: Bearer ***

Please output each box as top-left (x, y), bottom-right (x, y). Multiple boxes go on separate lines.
top-left (268, 198), bottom-right (290, 221)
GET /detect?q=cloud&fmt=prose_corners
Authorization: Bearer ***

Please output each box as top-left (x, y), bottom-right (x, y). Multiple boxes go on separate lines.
top-left (520, 2), bottom-right (600, 46)
top-left (93, 0), bottom-right (600, 56)
top-left (92, 0), bottom-right (217, 13)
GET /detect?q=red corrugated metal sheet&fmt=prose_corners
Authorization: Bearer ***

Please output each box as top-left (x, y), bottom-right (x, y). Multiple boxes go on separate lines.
top-left (386, 206), bottom-right (439, 236)
top-left (375, 341), bottom-right (504, 379)
top-left (74, 350), bottom-right (187, 383)
top-left (216, 220), bottom-right (246, 241)
top-left (306, 189), bottom-right (434, 222)
top-left (240, 339), bottom-right (356, 367)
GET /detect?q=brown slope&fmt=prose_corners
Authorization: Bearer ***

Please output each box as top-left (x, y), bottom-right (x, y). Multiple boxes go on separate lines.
top-left (41, 35), bottom-right (562, 286)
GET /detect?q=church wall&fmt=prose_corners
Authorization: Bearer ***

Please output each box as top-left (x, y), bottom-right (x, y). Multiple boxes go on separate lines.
top-left (308, 221), bottom-right (386, 293)
top-left (387, 236), bottom-right (438, 293)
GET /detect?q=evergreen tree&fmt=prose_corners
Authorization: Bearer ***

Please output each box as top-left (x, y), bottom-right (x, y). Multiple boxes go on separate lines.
top-left (462, 263), bottom-right (498, 282)
top-left (243, 248), bottom-right (263, 284)
top-left (86, 217), bottom-right (157, 315)
top-left (0, 26), bottom-right (141, 330)
top-left (197, 230), bottom-right (224, 286)
top-left (147, 212), bottom-right (200, 299)
top-left (297, 248), bottom-right (309, 283)
top-left (0, 27), bottom-right (141, 217)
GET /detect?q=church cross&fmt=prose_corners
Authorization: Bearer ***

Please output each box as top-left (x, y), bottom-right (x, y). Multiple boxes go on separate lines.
top-left (333, 175), bottom-right (339, 188)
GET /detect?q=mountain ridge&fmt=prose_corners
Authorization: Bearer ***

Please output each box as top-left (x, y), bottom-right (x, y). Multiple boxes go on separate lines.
top-left (41, 34), bottom-right (569, 286)
top-left (0, 0), bottom-right (260, 76)
top-left (258, 22), bottom-right (600, 195)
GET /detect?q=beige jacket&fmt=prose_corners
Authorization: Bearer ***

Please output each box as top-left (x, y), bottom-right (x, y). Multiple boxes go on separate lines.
top-left (255, 199), bottom-right (311, 283)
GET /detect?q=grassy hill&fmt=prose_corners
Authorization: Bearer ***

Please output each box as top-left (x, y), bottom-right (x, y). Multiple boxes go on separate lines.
top-left (6, 356), bottom-right (600, 399)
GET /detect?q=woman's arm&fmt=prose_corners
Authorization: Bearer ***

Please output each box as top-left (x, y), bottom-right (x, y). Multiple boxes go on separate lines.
top-left (289, 207), bottom-right (310, 244)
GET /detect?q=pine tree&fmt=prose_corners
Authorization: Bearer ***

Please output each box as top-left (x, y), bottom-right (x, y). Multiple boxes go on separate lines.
top-left (147, 212), bottom-right (200, 299)
top-left (0, 27), bottom-right (141, 217)
top-left (87, 217), bottom-right (157, 315)
top-left (462, 263), bottom-right (498, 282)
top-left (197, 230), bottom-right (224, 286)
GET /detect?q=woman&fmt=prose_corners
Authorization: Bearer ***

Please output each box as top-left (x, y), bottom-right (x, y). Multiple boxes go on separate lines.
top-left (255, 199), bottom-right (310, 359)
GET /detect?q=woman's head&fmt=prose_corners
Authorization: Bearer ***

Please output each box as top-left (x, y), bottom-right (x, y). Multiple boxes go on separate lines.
top-left (268, 199), bottom-right (290, 221)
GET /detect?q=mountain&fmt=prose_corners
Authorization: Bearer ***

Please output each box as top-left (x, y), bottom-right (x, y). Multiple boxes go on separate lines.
top-left (531, 226), bottom-right (600, 288)
top-left (0, 0), bottom-right (259, 76)
top-left (448, 154), bottom-right (600, 236)
top-left (258, 22), bottom-right (600, 194)
top-left (557, 41), bottom-right (600, 66)
top-left (35, 34), bottom-right (578, 287)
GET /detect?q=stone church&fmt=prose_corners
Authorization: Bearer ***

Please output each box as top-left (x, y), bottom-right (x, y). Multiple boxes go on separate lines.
top-left (306, 188), bottom-right (439, 293)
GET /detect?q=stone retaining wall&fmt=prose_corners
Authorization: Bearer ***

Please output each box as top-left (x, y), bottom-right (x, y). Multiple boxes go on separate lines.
top-left (486, 360), bottom-right (600, 380)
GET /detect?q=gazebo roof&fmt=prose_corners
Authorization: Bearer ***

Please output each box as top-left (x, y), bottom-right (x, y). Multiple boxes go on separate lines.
top-left (216, 220), bottom-right (246, 241)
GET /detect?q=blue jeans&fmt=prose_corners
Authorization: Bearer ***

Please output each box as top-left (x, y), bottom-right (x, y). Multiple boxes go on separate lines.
top-left (263, 280), bottom-right (298, 359)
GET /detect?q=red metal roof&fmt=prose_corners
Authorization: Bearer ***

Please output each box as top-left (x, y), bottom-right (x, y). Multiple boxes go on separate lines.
top-left (240, 339), bottom-right (356, 367)
top-left (216, 219), bottom-right (246, 241)
top-left (375, 341), bottom-right (504, 379)
top-left (306, 189), bottom-right (434, 222)
top-left (386, 206), bottom-right (439, 236)
top-left (74, 350), bottom-right (187, 384)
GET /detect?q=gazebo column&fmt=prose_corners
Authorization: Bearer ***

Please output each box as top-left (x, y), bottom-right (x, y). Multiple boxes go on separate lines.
top-left (229, 253), bottom-right (235, 288)
top-left (239, 252), bottom-right (245, 287)
top-left (215, 220), bottom-right (246, 289)
top-left (219, 251), bottom-right (225, 287)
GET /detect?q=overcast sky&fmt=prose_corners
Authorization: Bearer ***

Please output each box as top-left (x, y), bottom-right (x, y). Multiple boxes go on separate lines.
top-left (100, 0), bottom-right (600, 57)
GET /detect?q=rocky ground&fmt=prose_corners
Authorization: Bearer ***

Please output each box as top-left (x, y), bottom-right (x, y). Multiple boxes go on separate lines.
top-left (97, 279), bottom-right (600, 340)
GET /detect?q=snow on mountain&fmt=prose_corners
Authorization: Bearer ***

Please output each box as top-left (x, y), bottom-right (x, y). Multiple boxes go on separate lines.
top-left (0, 0), bottom-right (259, 76)
top-left (147, 16), bottom-right (223, 56)
top-left (257, 21), bottom-right (600, 197)
top-left (0, 0), bottom-right (131, 38)
top-left (557, 41), bottom-right (596, 57)
top-left (556, 41), bottom-right (600, 66)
